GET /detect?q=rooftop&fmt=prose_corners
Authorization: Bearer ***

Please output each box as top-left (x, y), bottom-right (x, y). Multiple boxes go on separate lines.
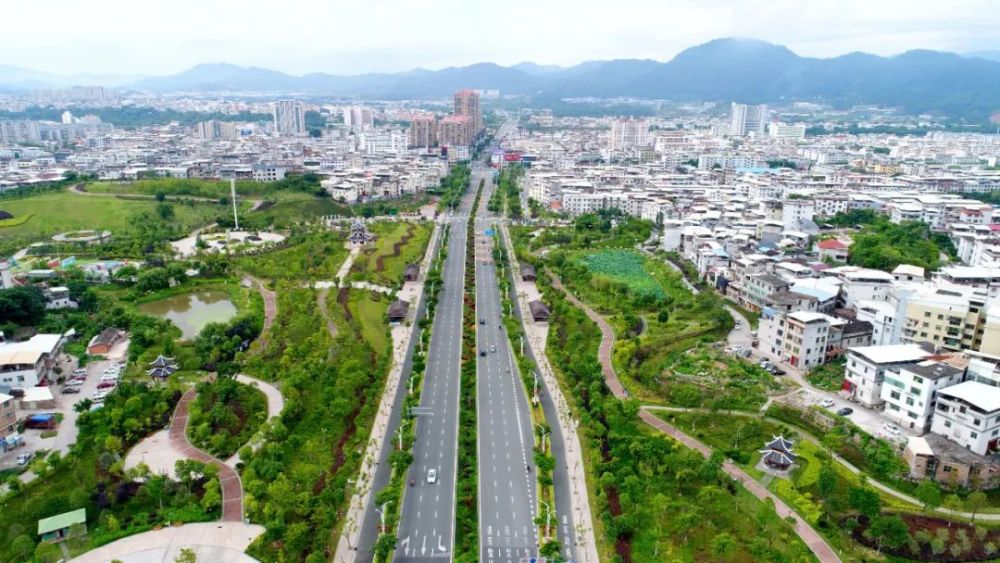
top-left (848, 343), bottom-right (932, 365)
top-left (939, 380), bottom-right (1000, 413)
top-left (902, 360), bottom-right (963, 381)
top-left (38, 508), bottom-right (86, 535)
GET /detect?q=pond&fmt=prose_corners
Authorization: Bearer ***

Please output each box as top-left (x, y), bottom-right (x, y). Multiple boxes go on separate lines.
top-left (138, 290), bottom-right (237, 340)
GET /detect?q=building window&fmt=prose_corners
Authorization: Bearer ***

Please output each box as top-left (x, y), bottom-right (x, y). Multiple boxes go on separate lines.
top-left (972, 432), bottom-right (979, 439)
top-left (944, 420), bottom-right (952, 427)
top-left (943, 465), bottom-right (952, 473)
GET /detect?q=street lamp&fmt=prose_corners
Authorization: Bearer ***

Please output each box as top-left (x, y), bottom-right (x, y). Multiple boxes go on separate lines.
top-left (539, 500), bottom-right (553, 542)
top-left (534, 423), bottom-right (549, 454)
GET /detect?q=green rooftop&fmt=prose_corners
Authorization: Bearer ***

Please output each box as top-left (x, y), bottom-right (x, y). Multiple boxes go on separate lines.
top-left (37, 508), bottom-right (86, 535)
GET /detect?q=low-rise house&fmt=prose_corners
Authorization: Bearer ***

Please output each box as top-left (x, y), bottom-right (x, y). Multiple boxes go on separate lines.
top-left (0, 392), bottom-right (15, 437)
top-left (930, 380), bottom-right (1000, 455)
top-left (880, 360), bottom-right (964, 433)
top-left (843, 343), bottom-right (934, 407)
top-left (816, 239), bottom-right (849, 263)
top-left (86, 328), bottom-right (124, 356)
top-left (37, 508), bottom-right (86, 543)
top-left (904, 434), bottom-right (1000, 489)
top-left (0, 334), bottom-right (65, 388)
top-left (520, 263), bottom-right (537, 282)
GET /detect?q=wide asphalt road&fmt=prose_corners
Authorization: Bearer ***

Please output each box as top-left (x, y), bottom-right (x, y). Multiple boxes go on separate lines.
top-left (394, 171), bottom-right (476, 562)
top-left (474, 165), bottom-right (539, 563)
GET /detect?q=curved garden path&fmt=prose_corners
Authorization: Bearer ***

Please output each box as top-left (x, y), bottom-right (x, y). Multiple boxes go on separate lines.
top-left (225, 374), bottom-right (286, 468)
top-left (546, 271), bottom-right (842, 563)
top-left (169, 387), bottom-right (244, 522)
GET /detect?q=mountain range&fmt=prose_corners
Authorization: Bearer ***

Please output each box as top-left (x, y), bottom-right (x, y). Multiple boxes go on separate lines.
top-left (5, 38), bottom-right (1000, 119)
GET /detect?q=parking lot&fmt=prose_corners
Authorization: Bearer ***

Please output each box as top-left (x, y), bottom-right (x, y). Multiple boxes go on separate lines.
top-left (1, 344), bottom-right (127, 476)
top-left (724, 339), bottom-right (914, 447)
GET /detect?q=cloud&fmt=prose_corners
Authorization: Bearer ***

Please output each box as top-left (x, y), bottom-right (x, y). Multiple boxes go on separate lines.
top-left (5, 0), bottom-right (1000, 75)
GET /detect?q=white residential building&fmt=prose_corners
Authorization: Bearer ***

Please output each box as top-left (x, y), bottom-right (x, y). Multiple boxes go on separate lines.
top-left (844, 344), bottom-right (933, 408)
top-left (931, 381), bottom-right (1000, 456)
top-left (881, 361), bottom-right (964, 433)
top-left (729, 103), bottom-right (767, 137)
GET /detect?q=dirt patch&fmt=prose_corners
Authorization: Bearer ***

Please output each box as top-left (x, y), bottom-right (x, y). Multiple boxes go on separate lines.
top-left (337, 287), bottom-right (353, 322)
top-left (374, 223), bottom-right (416, 273)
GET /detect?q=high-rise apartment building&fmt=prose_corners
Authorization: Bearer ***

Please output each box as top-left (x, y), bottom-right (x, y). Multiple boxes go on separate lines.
top-left (343, 106), bottom-right (374, 129)
top-left (196, 120), bottom-right (239, 140)
top-left (729, 102), bottom-right (768, 137)
top-left (453, 89), bottom-right (483, 139)
top-left (438, 115), bottom-right (472, 147)
top-left (273, 100), bottom-right (306, 136)
top-left (608, 118), bottom-right (650, 151)
top-left (407, 115), bottom-right (438, 148)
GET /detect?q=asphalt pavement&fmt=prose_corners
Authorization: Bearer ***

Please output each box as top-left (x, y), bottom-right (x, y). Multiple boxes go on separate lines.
top-left (393, 170), bottom-right (476, 562)
top-left (474, 168), bottom-right (539, 563)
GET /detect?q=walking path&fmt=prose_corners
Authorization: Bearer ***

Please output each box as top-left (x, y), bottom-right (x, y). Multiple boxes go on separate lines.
top-left (70, 522), bottom-right (264, 563)
top-left (638, 410), bottom-right (841, 562)
top-left (169, 388), bottom-right (244, 522)
top-left (316, 286), bottom-right (338, 343)
top-left (545, 270), bottom-right (842, 562)
top-left (244, 276), bottom-right (277, 352)
top-left (225, 374), bottom-right (285, 468)
top-left (500, 225), bottom-right (600, 563)
top-left (333, 223), bottom-right (442, 563)
top-left (336, 246), bottom-right (361, 287)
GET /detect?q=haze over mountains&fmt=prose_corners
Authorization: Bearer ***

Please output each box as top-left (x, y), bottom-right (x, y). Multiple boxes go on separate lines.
top-left (4, 38), bottom-right (1000, 119)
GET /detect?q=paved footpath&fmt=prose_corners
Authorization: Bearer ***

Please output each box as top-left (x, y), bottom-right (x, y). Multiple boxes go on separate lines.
top-left (547, 270), bottom-right (842, 563)
top-left (169, 388), bottom-right (244, 522)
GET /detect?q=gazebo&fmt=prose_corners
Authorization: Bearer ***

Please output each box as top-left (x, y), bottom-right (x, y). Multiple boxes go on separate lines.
top-left (759, 435), bottom-right (797, 470)
top-left (147, 355), bottom-right (178, 379)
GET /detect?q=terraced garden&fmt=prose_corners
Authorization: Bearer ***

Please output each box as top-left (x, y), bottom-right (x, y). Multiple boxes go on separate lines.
top-left (349, 221), bottom-right (433, 287)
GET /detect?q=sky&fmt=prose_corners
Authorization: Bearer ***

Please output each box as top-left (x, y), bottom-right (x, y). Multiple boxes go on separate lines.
top-left (8, 0), bottom-right (1000, 76)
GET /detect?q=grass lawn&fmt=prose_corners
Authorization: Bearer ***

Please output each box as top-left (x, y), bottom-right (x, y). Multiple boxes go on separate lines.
top-left (236, 231), bottom-right (350, 281)
top-left (349, 221), bottom-right (432, 287)
top-left (345, 288), bottom-right (391, 356)
top-left (806, 359), bottom-right (847, 392)
top-left (0, 190), bottom-right (227, 241)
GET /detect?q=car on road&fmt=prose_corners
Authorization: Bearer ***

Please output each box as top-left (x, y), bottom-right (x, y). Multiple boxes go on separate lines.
top-left (837, 407), bottom-right (854, 416)
top-left (490, 345), bottom-right (496, 353)
top-left (426, 469), bottom-right (438, 484)
top-left (479, 318), bottom-right (486, 325)
top-left (820, 398), bottom-right (835, 408)
top-left (883, 423), bottom-right (901, 435)
top-left (479, 350), bottom-right (487, 357)
top-left (16, 453), bottom-right (32, 465)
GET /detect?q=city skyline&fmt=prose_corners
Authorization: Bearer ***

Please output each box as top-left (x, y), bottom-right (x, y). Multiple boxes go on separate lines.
top-left (5, 0), bottom-right (1000, 76)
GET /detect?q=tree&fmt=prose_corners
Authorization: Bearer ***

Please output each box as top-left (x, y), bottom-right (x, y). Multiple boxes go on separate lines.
top-left (10, 535), bottom-right (34, 560)
top-left (175, 548), bottom-right (197, 563)
top-left (848, 485), bottom-right (881, 518)
top-left (944, 494), bottom-right (964, 526)
top-left (869, 515), bottom-right (911, 552)
top-left (34, 541), bottom-right (61, 563)
top-left (0, 285), bottom-right (47, 326)
top-left (155, 191), bottom-right (166, 202)
top-left (710, 532), bottom-right (737, 561)
top-left (817, 464), bottom-right (838, 500)
top-left (915, 480), bottom-right (942, 513)
top-left (967, 491), bottom-right (987, 523)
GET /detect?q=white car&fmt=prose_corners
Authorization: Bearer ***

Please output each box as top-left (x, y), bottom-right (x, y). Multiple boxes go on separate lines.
top-left (820, 398), bottom-right (835, 408)
top-left (426, 469), bottom-right (438, 484)
top-left (883, 423), bottom-right (901, 435)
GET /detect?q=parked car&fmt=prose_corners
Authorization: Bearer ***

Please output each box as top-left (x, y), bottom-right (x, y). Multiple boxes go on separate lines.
top-left (837, 407), bottom-right (854, 417)
top-left (426, 469), bottom-right (438, 484)
top-left (883, 423), bottom-right (901, 435)
top-left (771, 368), bottom-right (786, 376)
top-left (62, 386), bottom-right (81, 394)
top-left (820, 399), bottom-right (835, 408)
top-left (16, 453), bottom-right (32, 465)
top-left (97, 380), bottom-right (117, 389)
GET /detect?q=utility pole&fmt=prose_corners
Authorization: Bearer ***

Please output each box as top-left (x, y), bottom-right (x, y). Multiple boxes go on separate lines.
top-left (230, 177), bottom-right (239, 230)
